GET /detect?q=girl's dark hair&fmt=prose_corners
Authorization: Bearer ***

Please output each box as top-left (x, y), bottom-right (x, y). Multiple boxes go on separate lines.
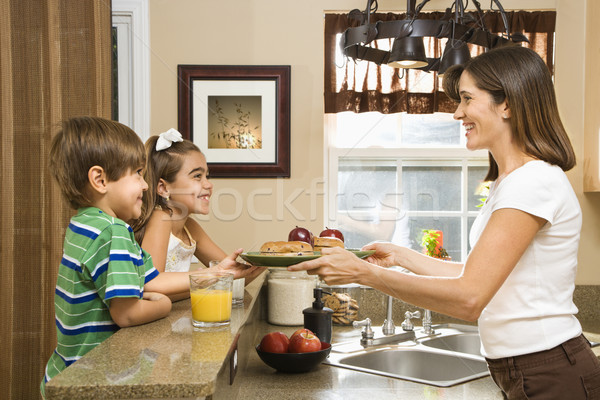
top-left (443, 45), bottom-right (575, 181)
top-left (132, 136), bottom-right (202, 243)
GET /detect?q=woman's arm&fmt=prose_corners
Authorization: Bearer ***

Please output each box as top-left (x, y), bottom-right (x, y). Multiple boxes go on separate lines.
top-left (291, 208), bottom-right (545, 321)
top-left (109, 292), bottom-right (172, 327)
top-left (363, 242), bottom-right (464, 277)
top-left (141, 209), bottom-right (173, 272)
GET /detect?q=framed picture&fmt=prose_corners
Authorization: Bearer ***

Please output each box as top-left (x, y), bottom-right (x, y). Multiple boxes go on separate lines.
top-left (177, 65), bottom-right (291, 178)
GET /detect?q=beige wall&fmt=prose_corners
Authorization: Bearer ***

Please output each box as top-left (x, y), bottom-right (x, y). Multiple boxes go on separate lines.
top-left (149, 0), bottom-right (600, 284)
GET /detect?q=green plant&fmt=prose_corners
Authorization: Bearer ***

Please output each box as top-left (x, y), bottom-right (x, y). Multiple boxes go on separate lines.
top-left (475, 181), bottom-right (491, 208)
top-left (420, 229), bottom-right (449, 259)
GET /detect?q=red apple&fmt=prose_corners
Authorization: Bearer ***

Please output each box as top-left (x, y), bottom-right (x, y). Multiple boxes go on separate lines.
top-left (290, 328), bottom-right (312, 340)
top-left (288, 226), bottom-right (313, 245)
top-left (259, 332), bottom-right (290, 353)
top-left (288, 329), bottom-right (321, 353)
top-left (319, 227), bottom-right (344, 243)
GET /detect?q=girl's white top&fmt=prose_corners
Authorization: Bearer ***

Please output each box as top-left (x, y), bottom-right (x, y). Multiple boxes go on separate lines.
top-left (165, 226), bottom-right (196, 272)
top-left (470, 160), bottom-right (582, 359)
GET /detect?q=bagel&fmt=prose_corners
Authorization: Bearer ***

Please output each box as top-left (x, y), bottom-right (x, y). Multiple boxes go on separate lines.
top-left (313, 236), bottom-right (344, 252)
top-left (259, 241), bottom-right (314, 256)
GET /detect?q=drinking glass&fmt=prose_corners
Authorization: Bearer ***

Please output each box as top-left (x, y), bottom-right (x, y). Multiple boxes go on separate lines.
top-left (189, 270), bottom-right (233, 328)
top-left (210, 260), bottom-right (245, 307)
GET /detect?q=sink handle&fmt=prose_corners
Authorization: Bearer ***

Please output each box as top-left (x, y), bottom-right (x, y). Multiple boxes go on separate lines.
top-left (401, 310), bottom-right (421, 331)
top-left (353, 318), bottom-right (374, 340)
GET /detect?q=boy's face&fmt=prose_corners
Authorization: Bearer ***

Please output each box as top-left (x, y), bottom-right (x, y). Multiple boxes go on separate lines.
top-left (104, 167), bottom-right (148, 221)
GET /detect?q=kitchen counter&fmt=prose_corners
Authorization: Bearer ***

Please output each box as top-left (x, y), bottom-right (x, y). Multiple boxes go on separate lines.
top-left (45, 272), bottom-right (268, 400)
top-left (45, 272), bottom-right (600, 400)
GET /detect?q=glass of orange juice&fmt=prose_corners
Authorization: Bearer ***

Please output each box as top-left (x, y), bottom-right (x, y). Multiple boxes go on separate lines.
top-left (189, 270), bottom-right (234, 328)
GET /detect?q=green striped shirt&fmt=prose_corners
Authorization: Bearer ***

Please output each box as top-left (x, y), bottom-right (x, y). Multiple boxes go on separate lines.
top-left (41, 207), bottom-right (158, 396)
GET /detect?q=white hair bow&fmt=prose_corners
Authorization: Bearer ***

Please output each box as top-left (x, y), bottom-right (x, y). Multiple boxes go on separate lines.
top-left (156, 128), bottom-right (183, 151)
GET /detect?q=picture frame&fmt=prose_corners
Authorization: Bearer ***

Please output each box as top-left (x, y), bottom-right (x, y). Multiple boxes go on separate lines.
top-left (177, 65), bottom-right (291, 178)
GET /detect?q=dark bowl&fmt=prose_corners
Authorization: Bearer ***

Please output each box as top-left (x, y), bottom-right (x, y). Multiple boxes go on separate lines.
top-left (255, 342), bottom-right (331, 373)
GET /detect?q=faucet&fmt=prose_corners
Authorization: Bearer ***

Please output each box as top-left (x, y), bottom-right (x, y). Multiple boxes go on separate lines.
top-left (401, 309), bottom-right (435, 335)
top-left (422, 309), bottom-right (435, 335)
top-left (353, 318), bottom-right (416, 348)
top-left (382, 295), bottom-right (395, 335)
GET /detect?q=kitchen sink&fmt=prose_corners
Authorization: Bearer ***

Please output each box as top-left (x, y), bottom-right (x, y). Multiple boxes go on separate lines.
top-left (420, 332), bottom-right (482, 356)
top-left (325, 324), bottom-right (489, 387)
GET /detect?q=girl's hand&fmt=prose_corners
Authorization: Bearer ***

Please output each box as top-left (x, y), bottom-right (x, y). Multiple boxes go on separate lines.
top-left (287, 247), bottom-right (371, 286)
top-left (211, 248), bottom-right (264, 280)
top-left (362, 242), bottom-right (400, 268)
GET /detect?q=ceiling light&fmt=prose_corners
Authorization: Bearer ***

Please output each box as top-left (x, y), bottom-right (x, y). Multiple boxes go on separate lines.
top-left (342, 0), bottom-right (528, 73)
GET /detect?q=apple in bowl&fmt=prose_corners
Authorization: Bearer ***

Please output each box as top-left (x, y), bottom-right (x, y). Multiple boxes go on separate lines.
top-left (256, 329), bottom-right (331, 373)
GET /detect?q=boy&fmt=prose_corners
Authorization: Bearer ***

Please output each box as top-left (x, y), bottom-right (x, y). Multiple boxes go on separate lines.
top-left (41, 117), bottom-right (174, 397)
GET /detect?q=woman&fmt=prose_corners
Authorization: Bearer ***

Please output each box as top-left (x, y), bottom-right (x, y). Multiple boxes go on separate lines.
top-left (289, 46), bottom-right (600, 399)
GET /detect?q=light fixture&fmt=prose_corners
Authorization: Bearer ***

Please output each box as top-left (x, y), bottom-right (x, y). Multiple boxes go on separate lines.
top-left (342, 0), bottom-right (528, 73)
top-left (438, 39), bottom-right (471, 75)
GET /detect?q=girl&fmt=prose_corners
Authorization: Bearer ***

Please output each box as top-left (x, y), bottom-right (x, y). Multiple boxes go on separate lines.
top-left (133, 129), bottom-right (262, 281)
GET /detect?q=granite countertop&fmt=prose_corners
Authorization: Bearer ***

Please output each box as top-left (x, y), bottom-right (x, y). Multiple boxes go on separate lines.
top-left (233, 323), bottom-right (600, 400)
top-left (45, 271), bottom-right (600, 400)
top-left (45, 272), bottom-right (268, 400)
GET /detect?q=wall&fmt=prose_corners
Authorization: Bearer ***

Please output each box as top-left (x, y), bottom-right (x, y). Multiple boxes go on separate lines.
top-left (149, 0), bottom-right (600, 284)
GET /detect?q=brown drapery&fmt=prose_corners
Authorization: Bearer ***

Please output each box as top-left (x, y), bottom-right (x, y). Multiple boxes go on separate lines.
top-left (324, 11), bottom-right (556, 114)
top-left (0, 1), bottom-right (112, 399)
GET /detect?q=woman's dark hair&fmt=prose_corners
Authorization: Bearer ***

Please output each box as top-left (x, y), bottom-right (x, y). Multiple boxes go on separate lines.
top-left (443, 45), bottom-right (575, 181)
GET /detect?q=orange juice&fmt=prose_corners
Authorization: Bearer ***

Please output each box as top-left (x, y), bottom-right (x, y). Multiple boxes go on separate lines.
top-left (190, 289), bottom-right (232, 323)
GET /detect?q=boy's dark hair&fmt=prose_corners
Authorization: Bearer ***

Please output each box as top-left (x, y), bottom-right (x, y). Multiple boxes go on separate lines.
top-left (50, 116), bottom-right (146, 209)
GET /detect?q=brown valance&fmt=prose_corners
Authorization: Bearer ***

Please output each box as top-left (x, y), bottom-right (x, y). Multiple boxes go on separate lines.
top-left (324, 11), bottom-right (556, 114)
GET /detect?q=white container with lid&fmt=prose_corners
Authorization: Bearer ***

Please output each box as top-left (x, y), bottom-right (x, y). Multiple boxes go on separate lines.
top-left (267, 269), bottom-right (316, 326)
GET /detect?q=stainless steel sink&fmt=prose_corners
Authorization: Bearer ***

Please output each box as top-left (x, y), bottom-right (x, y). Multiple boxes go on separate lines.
top-left (420, 332), bottom-right (482, 356)
top-left (325, 324), bottom-right (489, 387)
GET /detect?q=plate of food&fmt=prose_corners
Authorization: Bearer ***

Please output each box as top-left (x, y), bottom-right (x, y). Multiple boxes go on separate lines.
top-left (240, 240), bottom-right (375, 267)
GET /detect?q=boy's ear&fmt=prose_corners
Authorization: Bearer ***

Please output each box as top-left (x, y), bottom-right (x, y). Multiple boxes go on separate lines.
top-left (88, 166), bottom-right (108, 194)
top-left (157, 178), bottom-right (169, 198)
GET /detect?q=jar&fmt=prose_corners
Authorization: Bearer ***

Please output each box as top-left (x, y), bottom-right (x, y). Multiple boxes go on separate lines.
top-left (318, 283), bottom-right (367, 325)
top-left (267, 270), bottom-right (316, 326)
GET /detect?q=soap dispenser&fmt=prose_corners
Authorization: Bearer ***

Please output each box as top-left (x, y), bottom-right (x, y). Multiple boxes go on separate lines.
top-left (303, 288), bottom-right (333, 343)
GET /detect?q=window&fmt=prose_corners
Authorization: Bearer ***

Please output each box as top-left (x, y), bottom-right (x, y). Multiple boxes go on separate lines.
top-left (326, 112), bottom-right (489, 262)
top-left (111, 0), bottom-right (150, 141)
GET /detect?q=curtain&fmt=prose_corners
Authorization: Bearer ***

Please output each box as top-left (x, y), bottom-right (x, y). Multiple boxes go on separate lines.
top-left (324, 11), bottom-right (556, 114)
top-left (0, 1), bottom-right (112, 399)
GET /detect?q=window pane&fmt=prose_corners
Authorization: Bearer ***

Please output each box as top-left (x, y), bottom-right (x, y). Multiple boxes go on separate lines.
top-left (402, 166), bottom-right (461, 211)
top-left (335, 112), bottom-right (398, 148)
top-left (468, 166), bottom-right (489, 211)
top-left (401, 113), bottom-right (461, 146)
top-left (337, 214), bottom-right (398, 249)
top-left (337, 160), bottom-right (398, 213)
top-left (407, 216), bottom-right (461, 261)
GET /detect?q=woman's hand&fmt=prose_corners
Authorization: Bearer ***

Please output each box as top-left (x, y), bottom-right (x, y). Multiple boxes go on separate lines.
top-left (287, 247), bottom-right (373, 286)
top-left (362, 242), bottom-right (400, 267)
top-left (211, 248), bottom-right (265, 280)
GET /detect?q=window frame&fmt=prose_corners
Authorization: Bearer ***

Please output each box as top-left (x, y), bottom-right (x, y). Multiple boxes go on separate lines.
top-left (112, 0), bottom-right (150, 141)
top-left (325, 113), bottom-right (489, 261)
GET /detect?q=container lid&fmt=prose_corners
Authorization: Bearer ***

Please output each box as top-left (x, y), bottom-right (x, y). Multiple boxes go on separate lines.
top-left (268, 269), bottom-right (315, 280)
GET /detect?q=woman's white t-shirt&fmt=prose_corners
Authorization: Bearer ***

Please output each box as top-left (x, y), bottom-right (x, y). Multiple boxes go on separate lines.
top-left (469, 160), bottom-right (582, 359)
